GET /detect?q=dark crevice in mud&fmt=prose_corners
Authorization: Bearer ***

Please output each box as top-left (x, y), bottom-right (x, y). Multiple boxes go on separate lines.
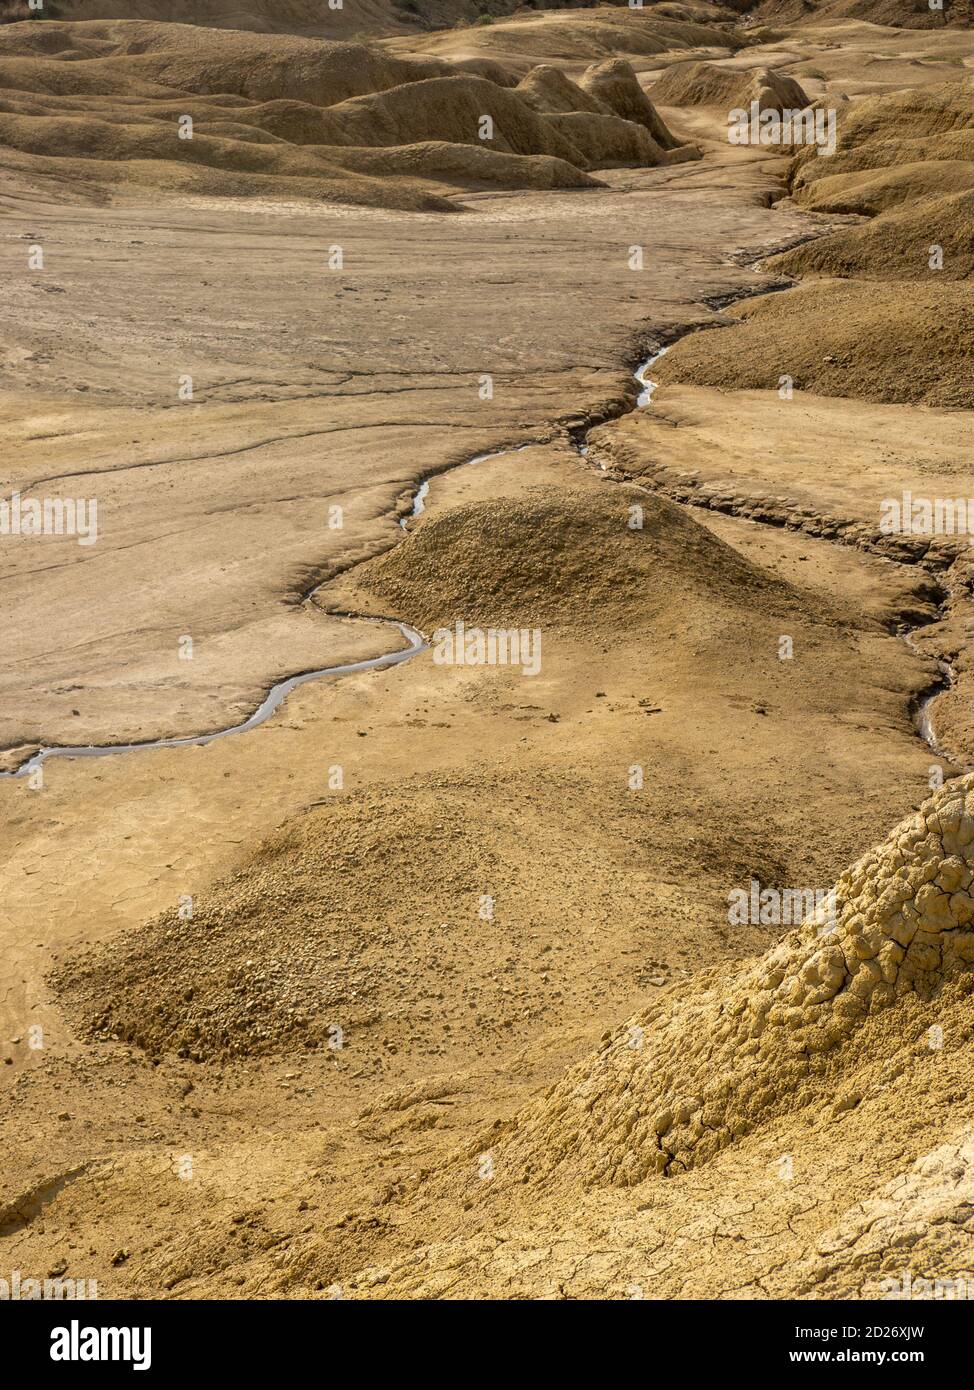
top-left (701, 275), bottom-right (794, 312)
top-left (0, 1165), bottom-right (91, 1236)
top-left (734, 228), bottom-right (834, 264)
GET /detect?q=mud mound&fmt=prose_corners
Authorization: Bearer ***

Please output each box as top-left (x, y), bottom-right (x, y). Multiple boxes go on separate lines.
top-left (649, 58), bottom-right (745, 107)
top-left (750, 0), bottom-right (973, 26)
top-left (746, 65), bottom-right (810, 113)
top-left (579, 57), bottom-right (683, 149)
top-left (10, 0), bottom-right (745, 39)
top-left (654, 280), bottom-right (974, 407)
top-left (4, 0), bottom-right (403, 32)
top-left (514, 59), bottom-right (691, 163)
top-left (0, 0), bottom-right (509, 40)
top-left (772, 189), bottom-right (974, 281)
top-left (56, 779), bottom-right (567, 1062)
top-left (0, 19), bottom-right (686, 204)
top-left (115, 34), bottom-right (448, 108)
top-left (516, 63), bottom-right (605, 115)
top-left (0, 140), bottom-right (463, 210)
top-left (495, 779), bottom-right (974, 1186)
top-left (392, 7), bottom-right (744, 73)
top-left (791, 160), bottom-right (974, 218)
top-left (0, 20), bottom-right (451, 102)
top-left (337, 487), bottom-right (786, 631)
top-left (650, 58), bottom-right (809, 112)
top-left (50, 759), bottom-right (754, 1065)
top-left (544, 108), bottom-right (669, 165)
top-left (301, 75), bottom-right (589, 159)
top-left (791, 81), bottom-right (974, 204)
top-left (340, 140), bottom-right (602, 191)
top-left (840, 80), bottom-right (974, 147)
top-left (449, 57), bottom-right (519, 88)
top-left (282, 70), bottom-right (685, 169)
top-left (0, 107), bottom-right (464, 211)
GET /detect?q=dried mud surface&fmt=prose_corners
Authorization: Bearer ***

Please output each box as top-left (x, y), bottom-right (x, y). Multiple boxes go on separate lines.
top-left (2, 4), bottom-right (974, 1302)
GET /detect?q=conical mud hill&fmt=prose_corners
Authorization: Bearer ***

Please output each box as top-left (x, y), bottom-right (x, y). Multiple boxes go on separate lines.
top-left (580, 57), bottom-right (685, 150)
top-left (516, 64), bottom-right (607, 116)
top-left (332, 486), bottom-right (790, 632)
top-left (490, 778), bottom-right (974, 1187)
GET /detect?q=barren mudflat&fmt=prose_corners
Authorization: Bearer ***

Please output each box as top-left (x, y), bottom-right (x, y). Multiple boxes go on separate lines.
top-left (1, 0), bottom-right (973, 1319)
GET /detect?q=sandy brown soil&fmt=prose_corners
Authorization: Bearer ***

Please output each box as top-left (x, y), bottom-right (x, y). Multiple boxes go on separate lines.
top-left (2, 3), bottom-right (974, 1304)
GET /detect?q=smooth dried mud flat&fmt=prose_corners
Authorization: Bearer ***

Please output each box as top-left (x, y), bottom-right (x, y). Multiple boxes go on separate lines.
top-left (1, 1), bottom-right (973, 1303)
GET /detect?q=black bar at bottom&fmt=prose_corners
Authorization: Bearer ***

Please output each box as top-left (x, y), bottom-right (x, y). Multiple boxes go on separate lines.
top-left (7, 1297), bottom-right (966, 1374)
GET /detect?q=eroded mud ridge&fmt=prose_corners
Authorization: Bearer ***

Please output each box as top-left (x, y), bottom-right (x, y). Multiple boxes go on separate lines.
top-left (496, 782), bottom-right (974, 1186)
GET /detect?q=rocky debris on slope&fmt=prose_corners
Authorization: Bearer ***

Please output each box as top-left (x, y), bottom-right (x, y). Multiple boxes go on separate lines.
top-left (490, 778), bottom-right (974, 1187)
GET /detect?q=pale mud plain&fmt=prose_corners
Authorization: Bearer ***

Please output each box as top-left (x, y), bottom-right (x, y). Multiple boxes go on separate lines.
top-left (1, 6), bottom-right (974, 1299)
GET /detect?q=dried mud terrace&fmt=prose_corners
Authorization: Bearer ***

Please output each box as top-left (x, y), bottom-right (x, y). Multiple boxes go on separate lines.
top-left (3, 9), bottom-right (974, 1302)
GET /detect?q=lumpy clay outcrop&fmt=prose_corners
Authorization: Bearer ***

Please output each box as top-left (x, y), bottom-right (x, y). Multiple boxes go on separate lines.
top-left (495, 777), bottom-right (974, 1187)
